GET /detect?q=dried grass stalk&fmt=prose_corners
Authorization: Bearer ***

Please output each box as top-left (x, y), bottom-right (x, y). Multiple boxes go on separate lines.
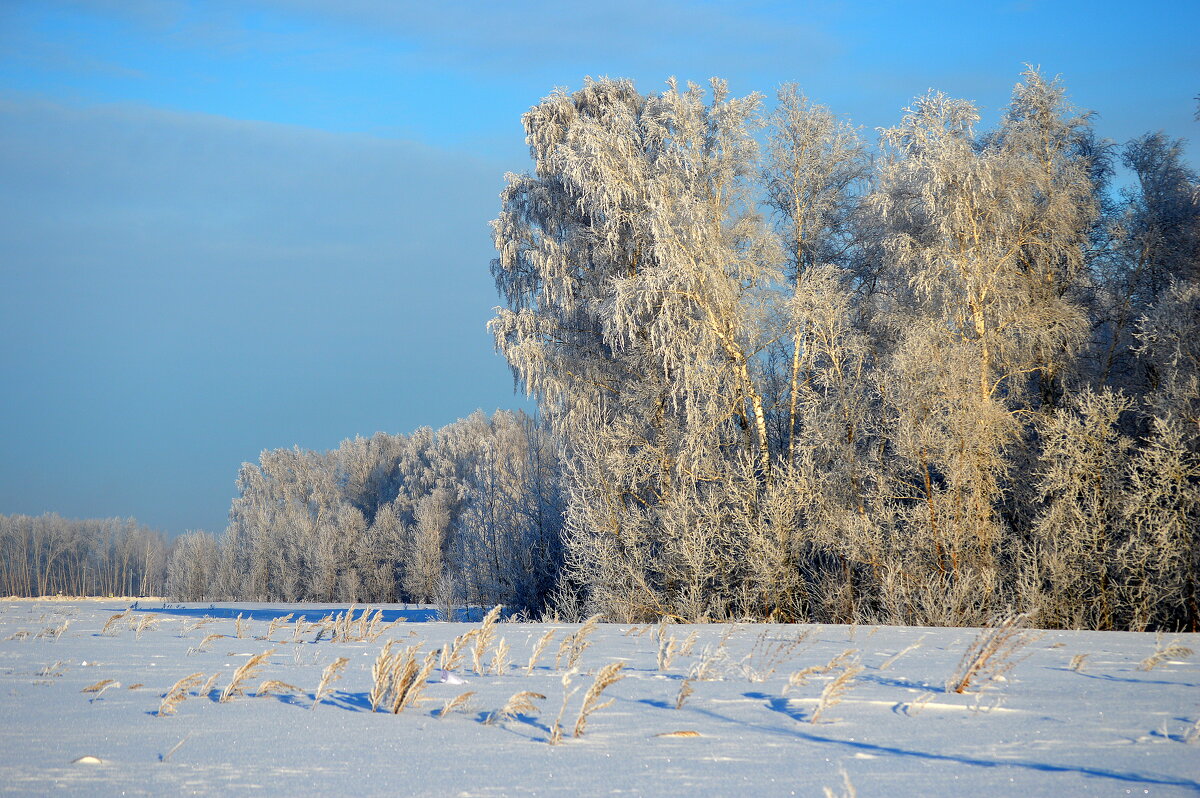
top-left (1069, 653), bottom-right (1089, 672)
top-left (390, 649), bottom-right (438, 714)
top-left (159, 672), bottom-right (204, 717)
top-left (822, 767), bottom-right (858, 798)
top-left (311, 656), bottom-right (349, 710)
top-left (291, 616), bottom-right (308, 642)
top-left (472, 605), bottom-right (504, 675)
top-left (437, 690), bottom-right (475, 719)
top-left (657, 635), bottom-right (680, 672)
top-left (491, 637), bottom-right (511, 675)
top-left (36, 619), bottom-right (71, 640)
top-left (947, 612), bottom-right (1039, 694)
top-left (255, 679), bottom-right (302, 697)
top-left (573, 661), bottom-right (625, 738)
top-left (221, 649), bottom-right (275, 703)
top-left (879, 638), bottom-right (925, 670)
top-left (134, 615), bottom-right (158, 640)
top-left (264, 614), bottom-right (294, 640)
top-left (370, 641), bottom-right (398, 712)
top-left (81, 678), bottom-right (119, 695)
top-left (786, 648), bottom-right (858, 692)
top-left (440, 629), bottom-right (478, 673)
top-left (525, 629), bottom-right (555, 675)
top-left (811, 659), bottom-right (863, 724)
top-left (548, 670), bottom-right (577, 745)
top-left (100, 609), bottom-right (131, 636)
top-left (675, 678), bottom-right (694, 710)
top-left (1138, 638), bottom-right (1194, 671)
top-left (234, 613), bottom-right (246, 639)
top-left (199, 671), bottom-right (221, 699)
top-left (556, 613), bottom-right (602, 671)
top-left (194, 633), bottom-right (224, 653)
top-left (486, 690), bottom-right (545, 725)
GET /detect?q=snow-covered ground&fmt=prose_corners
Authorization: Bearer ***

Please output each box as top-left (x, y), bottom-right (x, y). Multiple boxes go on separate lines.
top-left (0, 599), bottom-right (1197, 796)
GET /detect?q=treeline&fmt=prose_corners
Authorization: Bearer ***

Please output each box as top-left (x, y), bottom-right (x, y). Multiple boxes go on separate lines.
top-left (172, 69), bottom-right (1197, 631)
top-left (0, 513), bottom-right (167, 597)
top-left (489, 70), bottom-right (1198, 630)
top-left (167, 410), bottom-right (563, 615)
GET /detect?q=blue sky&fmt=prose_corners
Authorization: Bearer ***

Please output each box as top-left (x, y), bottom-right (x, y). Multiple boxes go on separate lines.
top-left (1, 0), bottom-right (1197, 536)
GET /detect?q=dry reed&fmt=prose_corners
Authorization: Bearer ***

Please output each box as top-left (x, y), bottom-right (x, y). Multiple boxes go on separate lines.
top-left (100, 610), bottom-right (131, 636)
top-left (556, 614), bottom-right (602, 671)
top-left (440, 629), bottom-right (478, 673)
top-left (525, 629), bottom-right (555, 675)
top-left (1138, 638), bottom-right (1194, 671)
top-left (947, 612), bottom-right (1040, 694)
top-left (486, 690), bottom-right (545, 725)
top-left (675, 678), bottom-right (694, 710)
top-left (264, 614), bottom-right (294, 640)
top-left (810, 658), bottom-right (863, 724)
top-left (472, 605), bottom-right (504, 675)
top-left (573, 661), bottom-right (626, 738)
top-left (199, 671), bottom-right (221, 699)
top-left (437, 690), bottom-right (475, 719)
top-left (255, 679), bottom-right (303, 697)
top-left (311, 656), bottom-right (349, 710)
top-left (220, 649), bottom-right (275, 703)
top-left (158, 672), bottom-right (204, 717)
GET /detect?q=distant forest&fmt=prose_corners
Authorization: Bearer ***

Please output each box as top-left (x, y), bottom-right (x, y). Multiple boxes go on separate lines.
top-left (7, 70), bottom-right (1197, 631)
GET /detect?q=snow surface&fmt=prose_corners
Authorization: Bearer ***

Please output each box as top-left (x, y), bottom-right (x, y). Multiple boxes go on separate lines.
top-left (0, 599), bottom-right (1197, 796)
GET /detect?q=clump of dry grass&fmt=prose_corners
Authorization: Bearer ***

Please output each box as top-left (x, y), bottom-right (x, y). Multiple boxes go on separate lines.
top-left (1069, 653), bottom-right (1090, 672)
top-left (39, 660), bottom-right (66, 677)
top-left (742, 628), bottom-right (811, 682)
top-left (472, 605), bottom-right (504, 675)
top-left (100, 609), bottom-right (131, 636)
top-left (198, 672), bottom-right (221, 699)
top-left (36, 619), bottom-right (71, 640)
top-left (491, 637), bottom-right (511, 675)
top-left (1138, 637), bottom-right (1194, 671)
top-left (220, 649), bottom-right (275, 703)
top-left (81, 679), bottom-right (119, 700)
top-left (291, 616), bottom-right (308, 643)
top-left (548, 670), bottom-right (578, 745)
top-left (947, 612), bottom-right (1040, 694)
top-left (555, 613), bottom-right (602, 671)
top-left (158, 672), bottom-right (204, 717)
top-left (134, 615), bottom-right (159, 640)
top-left (189, 633), bottom-right (224, 655)
top-left (370, 643), bottom-right (438, 714)
top-left (486, 690), bottom-right (545, 725)
top-left (689, 624), bottom-right (737, 681)
top-left (786, 649), bottom-right (858, 691)
top-left (255, 679), bottom-right (303, 697)
top-left (572, 661), bottom-right (626, 738)
top-left (525, 629), bottom-right (555, 675)
top-left (311, 656), bottom-right (349, 710)
top-left (440, 628), bottom-right (478, 673)
top-left (183, 617), bottom-right (219, 634)
top-left (657, 635), bottom-right (681, 672)
top-left (810, 658), bottom-right (863, 724)
top-left (437, 690), bottom-right (475, 719)
top-left (264, 614), bottom-right (294, 641)
top-left (675, 678), bottom-right (695, 710)
top-left (234, 613), bottom-right (246, 639)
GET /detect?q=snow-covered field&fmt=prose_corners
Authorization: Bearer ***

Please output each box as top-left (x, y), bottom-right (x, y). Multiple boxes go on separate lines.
top-left (0, 599), bottom-right (1197, 796)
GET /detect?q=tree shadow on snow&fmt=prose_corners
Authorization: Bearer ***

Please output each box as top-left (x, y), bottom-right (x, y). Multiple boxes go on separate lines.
top-left (746, 691), bottom-right (1200, 792)
top-left (129, 603), bottom-right (448, 624)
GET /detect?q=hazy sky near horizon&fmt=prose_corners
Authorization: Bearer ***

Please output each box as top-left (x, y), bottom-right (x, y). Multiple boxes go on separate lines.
top-left (1, 0), bottom-right (1197, 536)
